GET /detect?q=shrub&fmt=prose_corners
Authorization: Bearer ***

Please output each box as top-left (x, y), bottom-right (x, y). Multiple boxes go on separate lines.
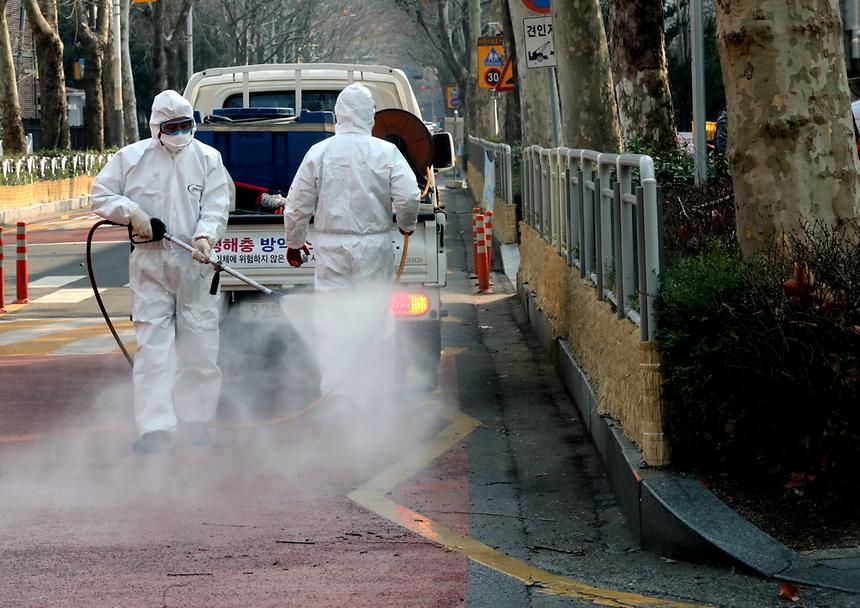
top-left (656, 224), bottom-right (860, 477)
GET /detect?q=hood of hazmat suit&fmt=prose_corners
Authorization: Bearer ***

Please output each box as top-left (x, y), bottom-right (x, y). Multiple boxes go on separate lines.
top-left (150, 90), bottom-right (197, 154)
top-left (90, 90), bottom-right (233, 437)
top-left (283, 83), bottom-right (421, 290)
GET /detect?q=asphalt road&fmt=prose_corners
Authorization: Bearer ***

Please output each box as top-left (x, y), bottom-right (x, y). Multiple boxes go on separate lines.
top-left (0, 204), bottom-right (857, 607)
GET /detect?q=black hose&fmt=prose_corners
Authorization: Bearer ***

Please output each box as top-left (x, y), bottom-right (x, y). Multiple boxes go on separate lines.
top-left (86, 220), bottom-right (134, 367)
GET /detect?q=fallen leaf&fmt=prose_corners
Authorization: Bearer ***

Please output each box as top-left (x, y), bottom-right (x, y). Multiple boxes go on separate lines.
top-left (779, 582), bottom-right (800, 602)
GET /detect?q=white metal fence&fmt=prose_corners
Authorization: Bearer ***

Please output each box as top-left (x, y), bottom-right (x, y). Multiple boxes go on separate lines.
top-left (522, 146), bottom-right (664, 341)
top-left (0, 153), bottom-right (112, 186)
top-left (468, 136), bottom-right (514, 205)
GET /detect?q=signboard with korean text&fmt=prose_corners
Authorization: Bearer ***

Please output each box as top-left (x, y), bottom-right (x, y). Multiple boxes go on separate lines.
top-left (215, 233), bottom-right (314, 268)
top-left (477, 36), bottom-right (505, 89)
top-left (523, 16), bottom-right (557, 68)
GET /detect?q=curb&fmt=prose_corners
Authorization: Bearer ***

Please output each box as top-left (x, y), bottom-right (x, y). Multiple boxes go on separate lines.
top-left (0, 195), bottom-right (92, 226)
top-left (517, 282), bottom-right (860, 594)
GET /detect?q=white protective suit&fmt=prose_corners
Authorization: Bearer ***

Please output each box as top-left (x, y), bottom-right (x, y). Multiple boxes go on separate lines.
top-left (283, 84), bottom-right (421, 402)
top-left (91, 90), bottom-right (232, 437)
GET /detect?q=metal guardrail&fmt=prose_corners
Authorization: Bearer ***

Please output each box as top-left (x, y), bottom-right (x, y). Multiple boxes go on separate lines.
top-left (0, 153), bottom-right (111, 186)
top-left (522, 146), bottom-right (664, 341)
top-left (468, 136), bottom-right (513, 205)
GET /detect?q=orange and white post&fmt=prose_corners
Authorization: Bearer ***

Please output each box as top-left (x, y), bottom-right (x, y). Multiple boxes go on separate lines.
top-left (475, 214), bottom-right (492, 294)
top-left (484, 210), bottom-right (494, 274)
top-left (0, 226), bottom-right (6, 313)
top-left (471, 206), bottom-right (481, 276)
top-left (15, 221), bottom-right (29, 304)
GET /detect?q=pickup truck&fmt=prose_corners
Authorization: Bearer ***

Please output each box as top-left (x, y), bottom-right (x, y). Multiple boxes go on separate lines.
top-left (182, 63), bottom-right (452, 389)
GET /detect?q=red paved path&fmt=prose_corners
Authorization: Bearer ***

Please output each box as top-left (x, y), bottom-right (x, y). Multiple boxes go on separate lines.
top-left (0, 354), bottom-right (469, 607)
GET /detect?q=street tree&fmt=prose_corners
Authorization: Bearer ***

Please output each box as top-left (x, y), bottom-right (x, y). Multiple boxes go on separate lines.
top-left (24, 0), bottom-right (69, 149)
top-left (75, 0), bottom-right (110, 150)
top-left (609, 0), bottom-right (677, 150)
top-left (716, 0), bottom-right (860, 254)
top-left (553, 0), bottom-right (622, 151)
top-left (121, 0), bottom-right (137, 142)
top-left (395, 0), bottom-right (475, 135)
top-left (0, 0), bottom-right (27, 153)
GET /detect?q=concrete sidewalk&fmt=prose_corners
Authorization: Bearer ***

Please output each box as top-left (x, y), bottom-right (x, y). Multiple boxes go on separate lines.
top-left (494, 218), bottom-right (860, 596)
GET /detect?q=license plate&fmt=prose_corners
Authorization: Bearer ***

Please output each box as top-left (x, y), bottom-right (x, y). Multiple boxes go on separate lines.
top-left (239, 300), bottom-right (282, 322)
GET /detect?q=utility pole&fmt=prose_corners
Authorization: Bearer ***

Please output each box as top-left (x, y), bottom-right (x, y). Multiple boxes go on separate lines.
top-left (112, 0), bottom-right (124, 147)
top-left (187, 6), bottom-right (194, 83)
top-left (691, 0), bottom-right (706, 184)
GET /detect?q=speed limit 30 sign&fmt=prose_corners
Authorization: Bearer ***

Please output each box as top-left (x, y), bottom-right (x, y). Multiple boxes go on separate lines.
top-left (477, 36), bottom-right (505, 89)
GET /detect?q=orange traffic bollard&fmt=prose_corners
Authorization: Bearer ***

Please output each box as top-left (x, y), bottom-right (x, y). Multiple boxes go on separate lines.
top-left (471, 207), bottom-right (481, 276)
top-left (484, 210), bottom-right (494, 274)
top-left (475, 214), bottom-right (491, 294)
top-left (0, 226), bottom-right (6, 313)
top-left (15, 221), bottom-right (29, 304)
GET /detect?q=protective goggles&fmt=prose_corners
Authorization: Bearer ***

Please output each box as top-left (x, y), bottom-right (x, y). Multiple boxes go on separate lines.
top-left (160, 118), bottom-right (195, 135)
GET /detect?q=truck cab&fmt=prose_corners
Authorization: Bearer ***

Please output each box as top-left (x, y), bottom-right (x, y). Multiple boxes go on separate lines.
top-left (182, 64), bottom-right (452, 389)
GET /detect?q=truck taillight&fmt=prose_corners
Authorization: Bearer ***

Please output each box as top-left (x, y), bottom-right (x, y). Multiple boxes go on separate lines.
top-left (389, 292), bottom-right (430, 317)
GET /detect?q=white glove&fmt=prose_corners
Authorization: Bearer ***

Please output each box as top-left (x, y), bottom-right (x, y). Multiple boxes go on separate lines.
top-left (192, 237), bottom-right (212, 264)
top-left (259, 192), bottom-right (286, 212)
top-left (129, 208), bottom-right (152, 240)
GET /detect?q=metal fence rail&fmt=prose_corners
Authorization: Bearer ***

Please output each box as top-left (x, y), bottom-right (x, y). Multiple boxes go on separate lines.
top-left (0, 153), bottom-right (112, 186)
top-left (468, 136), bottom-right (513, 205)
top-left (522, 146), bottom-right (664, 341)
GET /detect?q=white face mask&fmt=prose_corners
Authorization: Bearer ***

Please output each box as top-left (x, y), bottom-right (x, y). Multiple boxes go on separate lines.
top-left (159, 130), bottom-right (194, 153)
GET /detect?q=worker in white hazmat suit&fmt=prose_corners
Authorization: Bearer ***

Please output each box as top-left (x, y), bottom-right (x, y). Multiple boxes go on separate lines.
top-left (91, 90), bottom-right (232, 454)
top-left (281, 83), bottom-right (420, 405)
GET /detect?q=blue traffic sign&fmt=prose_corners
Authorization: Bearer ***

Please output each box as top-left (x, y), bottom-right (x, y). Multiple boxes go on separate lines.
top-left (522, 0), bottom-right (550, 13)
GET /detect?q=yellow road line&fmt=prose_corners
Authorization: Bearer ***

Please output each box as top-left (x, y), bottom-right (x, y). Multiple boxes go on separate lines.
top-left (349, 407), bottom-right (712, 607)
top-left (0, 303), bottom-right (30, 314)
top-left (0, 321), bottom-right (133, 356)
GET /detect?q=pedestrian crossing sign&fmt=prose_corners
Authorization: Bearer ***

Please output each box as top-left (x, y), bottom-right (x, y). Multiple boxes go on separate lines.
top-left (477, 36), bottom-right (505, 90)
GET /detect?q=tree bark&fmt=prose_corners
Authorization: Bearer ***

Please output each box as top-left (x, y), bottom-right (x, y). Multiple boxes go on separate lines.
top-left (121, 0), bottom-right (138, 142)
top-left (0, 0), bottom-right (27, 153)
top-left (553, 0), bottom-right (622, 151)
top-left (507, 0), bottom-right (556, 147)
top-left (76, 0), bottom-right (110, 150)
top-left (609, 0), bottom-right (677, 151)
top-left (716, 0), bottom-right (860, 254)
top-left (24, 0), bottom-right (69, 149)
top-left (500, 0), bottom-right (521, 145)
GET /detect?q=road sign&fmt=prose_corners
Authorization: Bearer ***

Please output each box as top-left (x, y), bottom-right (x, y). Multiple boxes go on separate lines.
top-left (522, 0), bottom-right (551, 12)
top-left (495, 57), bottom-right (515, 92)
top-left (477, 36), bottom-right (505, 90)
top-left (523, 16), bottom-right (557, 68)
top-left (447, 86), bottom-right (460, 109)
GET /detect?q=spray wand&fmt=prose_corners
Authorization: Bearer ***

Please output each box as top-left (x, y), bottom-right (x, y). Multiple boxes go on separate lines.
top-left (161, 233), bottom-right (273, 296)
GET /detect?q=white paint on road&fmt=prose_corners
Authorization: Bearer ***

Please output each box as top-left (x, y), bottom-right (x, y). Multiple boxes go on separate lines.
top-left (32, 288), bottom-right (105, 304)
top-left (30, 275), bottom-right (86, 288)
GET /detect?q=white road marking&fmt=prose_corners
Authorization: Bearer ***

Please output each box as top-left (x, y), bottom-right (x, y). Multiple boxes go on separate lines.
top-left (30, 276), bottom-right (86, 288)
top-left (53, 331), bottom-right (135, 355)
top-left (0, 318), bottom-right (101, 347)
top-left (32, 288), bottom-right (105, 304)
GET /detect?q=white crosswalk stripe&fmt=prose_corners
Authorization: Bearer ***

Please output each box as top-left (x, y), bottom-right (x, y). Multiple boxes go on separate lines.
top-left (0, 318), bottom-right (135, 356)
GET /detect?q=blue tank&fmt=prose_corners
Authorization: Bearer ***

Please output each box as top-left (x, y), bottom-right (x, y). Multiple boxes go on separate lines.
top-left (195, 109), bottom-right (335, 211)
